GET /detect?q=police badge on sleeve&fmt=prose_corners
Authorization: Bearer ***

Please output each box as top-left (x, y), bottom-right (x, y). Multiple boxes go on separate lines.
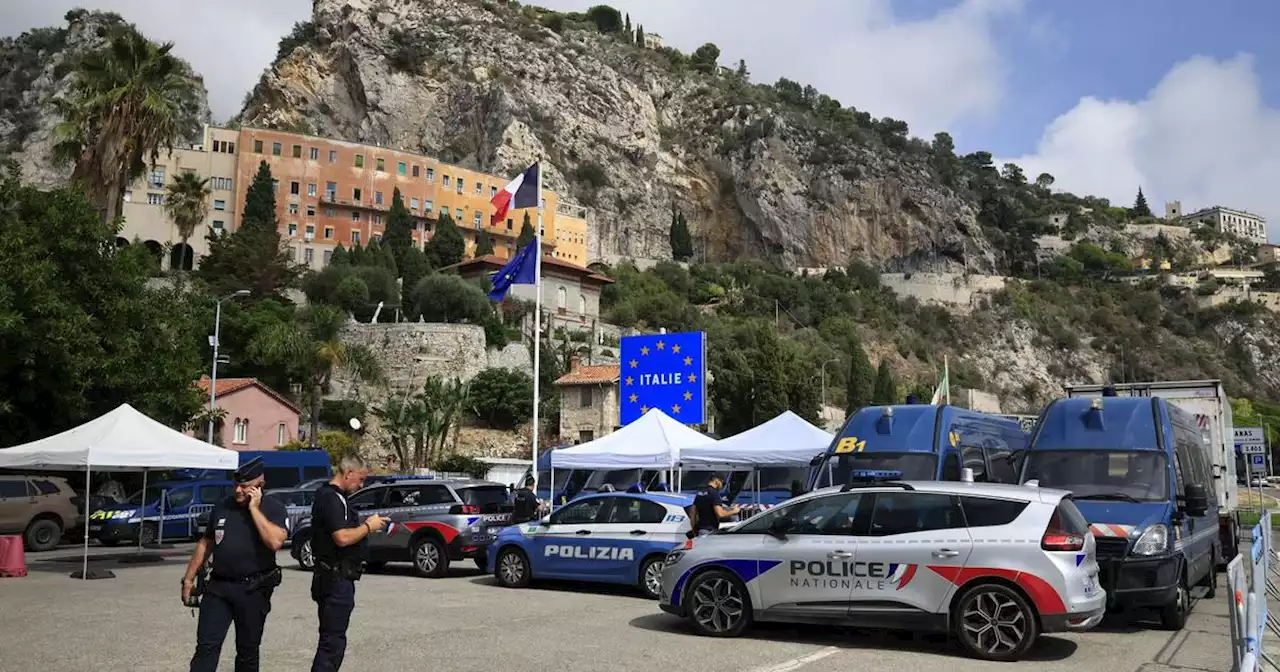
top-left (214, 518), bottom-right (226, 545)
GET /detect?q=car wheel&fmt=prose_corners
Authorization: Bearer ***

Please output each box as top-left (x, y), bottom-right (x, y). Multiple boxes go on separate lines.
top-left (296, 537), bottom-right (316, 571)
top-left (24, 518), bottom-right (62, 552)
top-left (1160, 578), bottom-right (1190, 631)
top-left (411, 536), bottom-right (449, 578)
top-left (139, 523), bottom-right (158, 547)
top-left (495, 547), bottom-right (531, 588)
top-left (1201, 552), bottom-right (1218, 600)
top-left (954, 583), bottom-right (1039, 662)
top-left (99, 539), bottom-right (120, 548)
top-left (639, 556), bottom-right (664, 600)
top-left (685, 569), bottom-right (753, 638)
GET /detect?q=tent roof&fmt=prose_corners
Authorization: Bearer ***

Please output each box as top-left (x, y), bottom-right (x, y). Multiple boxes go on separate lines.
top-left (680, 411), bottom-right (833, 468)
top-left (0, 404), bottom-right (240, 471)
top-left (551, 409), bottom-right (713, 470)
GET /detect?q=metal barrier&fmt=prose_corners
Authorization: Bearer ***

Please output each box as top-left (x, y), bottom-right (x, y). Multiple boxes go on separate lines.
top-left (1232, 510), bottom-right (1280, 672)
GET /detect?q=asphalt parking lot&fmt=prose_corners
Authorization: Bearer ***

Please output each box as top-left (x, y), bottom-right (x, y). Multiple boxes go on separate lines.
top-left (0, 543), bottom-right (1237, 672)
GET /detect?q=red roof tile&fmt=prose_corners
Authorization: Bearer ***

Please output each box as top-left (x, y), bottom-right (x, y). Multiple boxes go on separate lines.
top-left (446, 254), bottom-right (614, 284)
top-left (195, 376), bottom-right (301, 415)
top-left (554, 364), bottom-right (620, 386)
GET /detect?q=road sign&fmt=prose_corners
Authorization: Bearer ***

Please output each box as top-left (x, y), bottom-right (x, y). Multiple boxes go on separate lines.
top-left (1241, 444), bottom-right (1268, 455)
top-left (1251, 454), bottom-right (1267, 473)
top-left (1236, 427), bottom-right (1266, 444)
top-left (619, 331), bottom-right (707, 425)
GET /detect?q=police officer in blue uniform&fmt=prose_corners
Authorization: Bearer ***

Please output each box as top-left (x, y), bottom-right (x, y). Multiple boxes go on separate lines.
top-left (182, 457), bottom-right (289, 672)
top-left (310, 456), bottom-right (386, 672)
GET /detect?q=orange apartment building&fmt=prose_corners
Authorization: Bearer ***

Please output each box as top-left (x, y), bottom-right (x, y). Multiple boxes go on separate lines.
top-left (233, 127), bottom-right (590, 270)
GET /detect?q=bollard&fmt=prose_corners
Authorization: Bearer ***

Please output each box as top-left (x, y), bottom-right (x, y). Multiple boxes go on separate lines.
top-left (0, 535), bottom-right (27, 578)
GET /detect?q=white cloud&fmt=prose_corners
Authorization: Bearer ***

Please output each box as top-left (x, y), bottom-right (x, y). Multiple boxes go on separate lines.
top-left (1001, 55), bottom-right (1280, 240)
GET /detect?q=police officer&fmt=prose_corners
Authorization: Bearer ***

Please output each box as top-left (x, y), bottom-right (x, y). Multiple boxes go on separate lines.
top-left (690, 473), bottom-right (741, 537)
top-left (183, 457), bottom-right (289, 672)
top-left (310, 456), bottom-right (386, 672)
top-left (511, 476), bottom-right (538, 524)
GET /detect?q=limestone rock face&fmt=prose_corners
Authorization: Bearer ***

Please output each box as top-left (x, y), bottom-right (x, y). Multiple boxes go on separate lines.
top-left (238, 0), bottom-right (993, 270)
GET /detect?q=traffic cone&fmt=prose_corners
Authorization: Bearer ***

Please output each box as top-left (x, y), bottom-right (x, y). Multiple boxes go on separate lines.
top-left (0, 535), bottom-right (27, 578)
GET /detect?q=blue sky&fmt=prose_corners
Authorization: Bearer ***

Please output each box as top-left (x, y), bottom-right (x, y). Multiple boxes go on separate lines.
top-left (3, 0), bottom-right (1278, 234)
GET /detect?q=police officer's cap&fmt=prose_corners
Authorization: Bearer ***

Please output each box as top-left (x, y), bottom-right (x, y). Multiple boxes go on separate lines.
top-left (235, 457), bottom-right (266, 483)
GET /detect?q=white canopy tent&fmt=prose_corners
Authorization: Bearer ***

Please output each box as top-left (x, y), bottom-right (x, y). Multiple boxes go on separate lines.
top-left (0, 403), bottom-right (239, 579)
top-left (680, 411), bottom-right (833, 469)
top-left (551, 408), bottom-right (715, 470)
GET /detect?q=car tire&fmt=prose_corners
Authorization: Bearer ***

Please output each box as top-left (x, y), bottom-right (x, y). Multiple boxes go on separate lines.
top-left (99, 539), bottom-right (120, 548)
top-left (24, 518), bottom-right (62, 552)
top-left (638, 556), bottom-right (664, 600)
top-left (473, 557), bottom-right (487, 573)
top-left (1160, 578), bottom-right (1190, 631)
top-left (953, 582), bottom-right (1039, 662)
top-left (684, 569), bottom-right (753, 638)
top-left (411, 536), bottom-right (449, 578)
top-left (139, 523), bottom-right (158, 547)
top-left (1202, 551), bottom-right (1218, 600)
top-left (495, 547), bottom-right (531, 588)
top-left (296, 535), bottom-right (316, 571)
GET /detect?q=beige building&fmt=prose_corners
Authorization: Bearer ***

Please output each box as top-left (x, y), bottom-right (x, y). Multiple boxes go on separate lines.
top-left (1177, 205), bottom-right (1268, 244)
top-left (118, 125), bottom-right (241, 270)
top-left (554, 359), bottom-right (620, 444)
top-left (449, 254), bottom-right (614, 329)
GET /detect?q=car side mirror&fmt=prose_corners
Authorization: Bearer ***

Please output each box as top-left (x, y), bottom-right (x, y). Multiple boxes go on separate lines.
top-left (1006, 449), bottom-right (1025, 465)
top-left (539, 515), bottom-right (552, 526)
top-left (809, 453), bottom-right (825, 466)
top-left (1184, 483), bottom-right (1209, 517)
top-left (769, 517), bottom-right (794, 539)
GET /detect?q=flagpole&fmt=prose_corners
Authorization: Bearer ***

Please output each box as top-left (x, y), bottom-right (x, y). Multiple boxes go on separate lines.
top-left (531, 162), bottom-right (543, 492)
top-left (944, 355), bottom-right (951, 405)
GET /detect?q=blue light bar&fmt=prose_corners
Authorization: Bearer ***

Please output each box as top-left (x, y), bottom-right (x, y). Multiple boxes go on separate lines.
top-left (850, 469), bottom-right (904, 480)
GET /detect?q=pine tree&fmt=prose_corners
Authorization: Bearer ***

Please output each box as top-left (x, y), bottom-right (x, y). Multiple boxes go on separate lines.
top-left (636, 24), bottom-right (645, 47)
top-left (474, 230), bottom-right (495, 256)
top-left (624, 13), bottom-right (632, 41)
top-left (330, 244), bottom-right (350, 266)
top-left (845, 334), bottom-right (875, 416)
top-left (241, 160), bottom-right (278, 232)
top-left (348, 242), bottom-right (367, 267)
top-left (872, 360), bottom-right (896, 404)
top-left (516, 212), bottom-right (536, 251)
top-left (425, 211), bottom-right (465, 269)
top-left (669, 209), bottom-right (693, 261)
top-left (381, 188), bottom-right (414, 271)
top-left (1132, 187), bottom-right (1152, 218)
top-left (196, 160), bottom-right (297, 297)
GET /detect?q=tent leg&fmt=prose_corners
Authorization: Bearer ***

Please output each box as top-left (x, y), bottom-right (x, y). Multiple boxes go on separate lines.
top-left (82, 464), bottom-right (90, 580)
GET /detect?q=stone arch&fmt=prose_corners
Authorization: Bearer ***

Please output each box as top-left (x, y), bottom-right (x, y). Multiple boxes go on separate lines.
top-left (169, 243), bottom-right (195, 271)
top-left (142, 240), bottom-right (164, 269)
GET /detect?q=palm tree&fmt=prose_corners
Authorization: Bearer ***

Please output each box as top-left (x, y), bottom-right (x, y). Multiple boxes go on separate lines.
top-left (53, 28), bottom-right (197, 222)
top-left (249, 305), bottom-right (383, 447)
top-left (164, 171), bottom-right (210, 271)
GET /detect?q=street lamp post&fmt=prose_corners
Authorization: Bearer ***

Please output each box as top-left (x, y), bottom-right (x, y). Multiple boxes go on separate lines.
top-left (207, 290), bottom-right (251, 444)
top-left (820, 358), bottom-right (840, 425)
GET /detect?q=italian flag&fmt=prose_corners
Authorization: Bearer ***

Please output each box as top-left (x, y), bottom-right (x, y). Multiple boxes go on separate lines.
top-left (930, 356), bottom-right (950, 405)
top-left (491, 162), bottom-right (541, 225)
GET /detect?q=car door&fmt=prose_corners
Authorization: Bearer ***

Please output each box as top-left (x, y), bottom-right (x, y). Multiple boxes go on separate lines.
top-left (850, 489), bottom-right (973, 618)
top-left (531, 497), bottom-right (613, 580)
top-left (0, 479), bottom-right (34, 533)
top-left (160, 486), bottom-right (196, 540)
top-left (743, 492), bottom-right (865, 620)
top-left (591, 496), bottom-right (668, 582)
top-left (347, 486), bottom-right (393, 554)
top-left (190, 484), bottom-right (230, 537)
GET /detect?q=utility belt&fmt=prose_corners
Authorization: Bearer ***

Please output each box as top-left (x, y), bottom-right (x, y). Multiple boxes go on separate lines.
top-left (211, 566), bottom-right (283, 592)
top-left (316, 558), bottom-right (364, 581)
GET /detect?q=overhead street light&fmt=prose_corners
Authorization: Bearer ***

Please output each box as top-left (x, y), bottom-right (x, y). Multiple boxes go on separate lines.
top-left (207, 289), bottom-right (251, 443)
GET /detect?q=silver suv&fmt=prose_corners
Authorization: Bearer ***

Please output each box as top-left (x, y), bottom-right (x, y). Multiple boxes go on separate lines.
top-left (291, 479), bottom-right (513, 577)
top-left (659, 477), bottom-right (1105, 662)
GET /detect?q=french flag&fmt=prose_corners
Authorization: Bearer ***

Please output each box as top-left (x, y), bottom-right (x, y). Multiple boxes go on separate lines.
top-left (491, 162), bottom-right (540, 225)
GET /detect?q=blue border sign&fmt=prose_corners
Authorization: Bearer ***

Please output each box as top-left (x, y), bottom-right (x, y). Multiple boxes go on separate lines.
top-left (619, 332), bottom-right (707, 425)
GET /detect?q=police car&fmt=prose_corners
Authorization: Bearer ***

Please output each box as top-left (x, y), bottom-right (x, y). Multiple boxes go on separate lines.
top-left (488, 492), bottom-right (694, 599)
top-left (658, 471), bottom-right (1106, 662)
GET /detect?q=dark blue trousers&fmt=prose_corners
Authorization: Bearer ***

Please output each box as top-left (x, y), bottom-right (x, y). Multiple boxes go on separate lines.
top-left (311, 572), bottom-right (356, 672)
top-left (190, 580), bottom-right (274, 672)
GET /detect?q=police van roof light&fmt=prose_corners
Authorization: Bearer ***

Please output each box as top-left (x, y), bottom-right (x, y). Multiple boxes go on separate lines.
top-left (960, 467), bottom-right (974, 483)
top-left (851, 469), bottom-right (903, 480)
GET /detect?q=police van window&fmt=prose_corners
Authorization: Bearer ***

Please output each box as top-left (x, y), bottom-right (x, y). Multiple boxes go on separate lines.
top-left (166, 488), bottom-right (194, 510)
top-left (733, 494), bottom-right (863, 536)
top-left (867, 492), bottom-right (963, 536)
top-left (302, 466), bottom-right (330, 481)
top-left (198, 486), bottom-right (230, 504)
top-left (960, 445), bottom-right (987, 481)
top-left (942, 454), bottom-right (961, 480)
top-left (959, 496), bottom-right (1028, 527)
top-left (263, 467), bottom-right (299, 490)
top-left (608, 497), bottom-right (667, 524)
top-left (985, 447), bottom-right (1016, 483)
top-left (553, 498), bottom-right (609, 525)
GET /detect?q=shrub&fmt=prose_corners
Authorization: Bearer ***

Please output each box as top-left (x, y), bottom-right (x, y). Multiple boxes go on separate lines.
top-left (467, 368), bottom-right (534, 430)
top-left (411, 273), bottom-right (491, 323)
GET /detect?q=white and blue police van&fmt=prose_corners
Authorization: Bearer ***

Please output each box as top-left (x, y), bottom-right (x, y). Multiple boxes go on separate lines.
top-left (486, 491), bottom-right (694, 599)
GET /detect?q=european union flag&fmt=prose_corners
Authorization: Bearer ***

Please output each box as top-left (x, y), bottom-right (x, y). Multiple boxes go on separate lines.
top-left (487, 237), bottom-right (539, 301)
top-left (619, 331), bottom-right (707, 425)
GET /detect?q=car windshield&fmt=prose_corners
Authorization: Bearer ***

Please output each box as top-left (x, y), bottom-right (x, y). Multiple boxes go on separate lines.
top-left (1021, 450), bottom-right (1169, 502)
top-left (745, 467), bottom-right (810, 491)
top-left (459, 486), bottom-right (511, 511)
top-left (810, 452), bottom-right (937, 488)
top-left (125, 487), bottom-right (167, 505)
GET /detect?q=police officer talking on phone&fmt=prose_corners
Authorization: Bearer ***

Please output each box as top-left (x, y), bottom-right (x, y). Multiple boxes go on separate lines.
top-left (183, 457), bottom-right (289, 672)
top-left (310, 455), bottom-right (386, 672)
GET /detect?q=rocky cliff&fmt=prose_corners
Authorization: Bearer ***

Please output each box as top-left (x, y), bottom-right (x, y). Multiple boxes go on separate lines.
top-left (238, 0), bottom-right (992, 269)
top-left (0, 10), bottom-right (210, 187)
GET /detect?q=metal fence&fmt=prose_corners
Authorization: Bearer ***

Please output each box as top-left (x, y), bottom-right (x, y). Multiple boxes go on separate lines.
top-left (1229, 510), bottom-right (1280, 671)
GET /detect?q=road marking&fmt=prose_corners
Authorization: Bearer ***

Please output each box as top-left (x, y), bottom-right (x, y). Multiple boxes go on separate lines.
top-left (748, 647), bottom-right (841, 672)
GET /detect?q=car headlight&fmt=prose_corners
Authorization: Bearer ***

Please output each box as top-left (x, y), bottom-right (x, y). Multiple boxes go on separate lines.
top-left (1131, 524), bottom-right (1168, 556)
top-left (664, 551), bottom-right (685, 567)
top-left (469, 525), bottom-right (483, 533)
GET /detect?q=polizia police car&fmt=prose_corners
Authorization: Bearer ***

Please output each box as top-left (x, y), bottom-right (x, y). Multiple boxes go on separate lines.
top-left (488, 492), bottom-right (693, 599)
top-left (659, 472), bottom-right (1105, 662)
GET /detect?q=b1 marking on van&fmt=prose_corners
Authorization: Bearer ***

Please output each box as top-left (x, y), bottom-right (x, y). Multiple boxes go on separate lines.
top-left (835, 437), bottom-right (867, 454)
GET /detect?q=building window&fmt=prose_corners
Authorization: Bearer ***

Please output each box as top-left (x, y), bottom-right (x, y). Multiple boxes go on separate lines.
top-left (376, 157), bottom-right (385, 172)
top-left (324, 208), bottom-right (335, 217)
top-left (323, 249), bottom-right (333, 265)
top-left (305, 224), bottom-right (315, 238)
top-left (233, 419), bottom-right (248, 445)
top-left (325, 182), bottom-right (337, 199)
top-left (308, 183), bottom-right (317, 196)
top-left (287, 223), bottom-right (297, 236)
top-left (324, 227), bottom-right (334, 239)
top-left (290, 181), bottom-right (300, 195)
top-left (578, 430), bottom-right (594, 443)
top-left (352, 212), bottom-right (361, 222)
top-left (272, 142), bottom-right (282, 156)
top-left (292, 144), bottom-right (302, 158)
top-left (443, 175), bottom-right (450, 187)
top-left (277, 423), bottom-right (287, 446)
top-left (375, 191), bottom-right (383, 205)
top-left (412, 165), bottom-right (420, 177)
top-left (424, 200), bottom-right (433, 212)
top-left (507, 218), bottom-right (513, 230)
top-left (427, 168), bottom-right (435, 183)
top-left (351, 231), bottom-right (361, 244)
top-left (287, 203), bottom-right (298, 215)
top-left (557, 286), bottom-right (567, 309)
top-left (147, 192), bottom-right (164, 205)
top-left (306, 205), bottom-right (316, 218)
top-left (211, 177), bottom-right (232, 190)
top-left (228, 142), bottom-right (235, 153)
top-left (355, 154), bottom-right (364, 168)
top-left (328, 150), bottom-right (337, 163)
top-left (309, 147), bottom-right (319, 160)
top-left (212, 220), bottom-right (225, 234)
top-left (579, 294), bottom-right (586, 315)
top-left (398, 162), bottom-right (406, 175)
top-left (303, 248), bottom-right (313, 264)
top-left (579, 387), bottom-right (593, 408)
top-left (475, 183), bottom-right (482, 195)
top-left (456, 181), bottom-right (464, 195)
top-left (253, 140), bottom-right (263, 153)
top-left (213, 199), bottom-right (226, 211)
top-left (455, 208), bottom-right (463, 220)
top-left (491, 186), bottom-right (498, 197)
top-left (373, 214), bottom-right (382, 226)
top-left (473, 211), bottom-right (482, 227)
top-left (149, 167), bottom-right (165, 188)
top-left (353, 187), bottom-right (362, 201)
top-left (410, 197), bottom-right (420, 210)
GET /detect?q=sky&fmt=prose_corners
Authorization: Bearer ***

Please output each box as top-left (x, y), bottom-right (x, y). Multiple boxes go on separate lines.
top-left (4, 0), bottom-right (1279, 237)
